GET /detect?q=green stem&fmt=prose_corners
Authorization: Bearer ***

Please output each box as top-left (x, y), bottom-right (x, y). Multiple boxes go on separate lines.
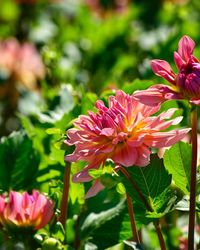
top-left (188, 106), bottom-right (198, 250)
top-left (126, 193), bottom-right (140, 243)
top-left (58, 162), bottom-right (71, 229)
top-left (120, 167), bottom-right (166, 250)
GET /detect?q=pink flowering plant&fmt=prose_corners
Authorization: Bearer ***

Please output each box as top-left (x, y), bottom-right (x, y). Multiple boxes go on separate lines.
top-left (0, 190), bottom-right (54, 231)
top-left (64, 89), bottom-right (195, 249)
top-left (134, 35), bottom-right (200, 106)
top-left (1, 0), bottom-right (200, 248)
top-left (65, 90), bottom-right (189, 197)
top-left (0, 190), bottom-right (54, 249)
top-left (0, 38), bottom-right (45, 89)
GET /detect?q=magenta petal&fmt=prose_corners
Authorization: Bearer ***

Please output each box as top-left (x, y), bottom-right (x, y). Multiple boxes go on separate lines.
top-left (100, 128), bottom-right (115, 137)
top-left (151, 60), bottom-right (176, 84)
top-left (85, 180), bottom-right (105, 199)
top-left (174, 51), bottom-right (185, 70)
top-left (190, 98), bottom-right (200, 105)
top-left (178, 35), bottom-right (195, 63)
top-left (0, 196), bottom-right (5, 214)
top-left (35, 198), bottom-right (54, 229)
top-left (133, 84), bottom-right (176, 106)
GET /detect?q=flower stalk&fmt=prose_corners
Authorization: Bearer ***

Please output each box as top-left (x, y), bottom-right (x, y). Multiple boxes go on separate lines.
top-left (188, 106), bottom-right (198, 249)
top-left (58, 162), bottom-right (71, 229)
top-left (126, 193), bottom-right (140, 243)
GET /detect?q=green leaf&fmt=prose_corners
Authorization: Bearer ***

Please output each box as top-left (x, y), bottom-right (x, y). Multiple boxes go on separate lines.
top-left (116, 183), bottom-right (126, 195)
top-left (122, 79), bottom-right (154, 94)
top-left (80, 200), bottom-right (133, 249)
top-left (65, 219), bottom-right (75, 243)
top-left (89, 168), bottom-right (103, 179)
top-left (52, 222), bottom-right (65, 243)
top-left (120, 155), bottom-right (172, 221)
top-left (164, 141), bottom-right (191, 194)
top-left (46, 128), bottom-right (62, 135)
top-left (0, 130), bottom-right (40, 191)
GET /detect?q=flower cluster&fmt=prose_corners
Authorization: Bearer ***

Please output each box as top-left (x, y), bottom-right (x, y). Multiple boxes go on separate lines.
top-left (65, 90), bottom-right (189, 197)
top-left (134, 35), bottom-right (200, 106)
top-left (0, 190), bottom-right (54, 231)
top-left (0, 38), bottom-right (45, 89)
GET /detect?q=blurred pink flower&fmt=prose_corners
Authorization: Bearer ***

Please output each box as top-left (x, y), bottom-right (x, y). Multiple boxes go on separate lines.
top-left (85, 0), bottom-right (129, 17)
top-left (178, 225), bottom-right (200, 250)
top-left (0, 190), bottom-right (54, 230)
top-left (134, 36), bottom-right (200, 106)
top-left (0, 38), bottom-right (45, 89)
top-left (65, 90), bottom-right (190, 197)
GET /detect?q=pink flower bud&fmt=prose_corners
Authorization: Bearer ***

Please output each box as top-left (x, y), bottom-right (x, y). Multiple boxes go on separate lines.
top-left (0, 190), bottom-right (54, 231)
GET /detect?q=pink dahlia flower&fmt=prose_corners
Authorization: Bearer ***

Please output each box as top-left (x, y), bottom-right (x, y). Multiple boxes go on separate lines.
top-left (65, 90), bottom-right (190, 197)
top-left (0, 190), bottom-right (54, 230)
top-left (134, 35), bottom-right (200, 106)
top-left (0, 38), bottom-right (45, 89)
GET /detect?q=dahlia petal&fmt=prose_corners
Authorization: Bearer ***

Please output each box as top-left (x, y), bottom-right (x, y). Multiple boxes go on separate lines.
top-left (151, 60), bottom-right (176, 84)
top-left (147, 109), bottom-right (183, 130)
top-left (95, 100), bottom-right (108, 113)
top-left (30, 193), bottom-right (46, 220)
top-left (190, 98), bottom-right (200, 105)
top-left (134, 145), bottom-right (151, 167)
top-left (152, 116), bottom-right (183, 130)
top-left (85, 180), bottom-right (105, 199)
top-left (8, 192), bottom-right (23, 220)
top-left (100, 127), bottom-right (115, 137)
top-left (112, 144), bottom-right (138, 167)
top-left (174, 51), bottom-right (185, 70)
top-left (66, 128), bottom-right (83, 145)
top-left (0, 196), bottom-right (5, 214)
top-left (144, 128), bottom-right (191, 148)
top-left (65, 153), bottom-right (80, 162)
top-left (35, 198), bottom-right (54, 229)
top-left (133, 84), bottom-right (174, 106)
top-left (72, 163), bottom-right (101, 183)
top-left (178, 35), bottom-right (195, 63)
top-left (127, 134), bottom-right (145, 146)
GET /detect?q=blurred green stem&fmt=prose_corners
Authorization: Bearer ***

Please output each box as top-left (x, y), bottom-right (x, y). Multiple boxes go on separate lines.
top-left (188, 106), bottom-right (198, 250)
top-left (126, 193), bottom-right (140, 243)
top-left (58, 162), bottom-right (71, 229)
top-left (120, 167), bottom-right (166, 250)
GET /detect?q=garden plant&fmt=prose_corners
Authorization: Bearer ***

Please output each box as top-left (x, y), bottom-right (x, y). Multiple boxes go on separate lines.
top-left (0, 0), bottom-right (200, 249)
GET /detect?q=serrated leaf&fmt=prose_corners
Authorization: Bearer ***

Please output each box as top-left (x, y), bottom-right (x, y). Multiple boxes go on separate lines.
top-left (81, 200), bottom-right (126, 238)
top-left (120, 155), bottom-right (172, 222)
top-left (164, 141), bottom-right (191, 194)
